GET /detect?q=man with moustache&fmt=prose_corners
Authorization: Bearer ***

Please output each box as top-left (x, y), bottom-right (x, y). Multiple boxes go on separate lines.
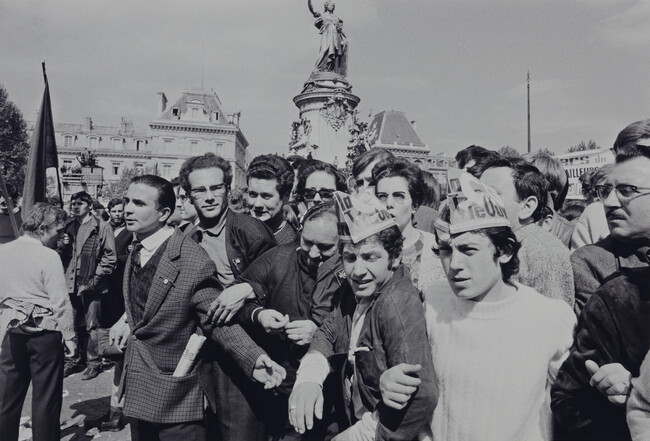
top-left (570, 119), bottom-right (650, 314)
top-left (246, 154), bottom-right (298, 245)
top-left (552, 143), bottom-right (650, 440)
top-left (179, 153), bottom-right (277, 441)
top-left (108, 174), bottom-right (285, 441)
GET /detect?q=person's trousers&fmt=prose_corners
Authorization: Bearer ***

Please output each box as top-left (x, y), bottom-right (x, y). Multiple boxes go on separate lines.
top-left (0, 330), bottom-right (63, 441)
top-left (130, 418), bottom-right (206, 441)
top-left (66, 292), bottom-right (102, 368)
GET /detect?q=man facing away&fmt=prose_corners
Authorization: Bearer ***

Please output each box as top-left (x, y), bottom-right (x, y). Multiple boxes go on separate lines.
top-left (59, 191), bottom-right (116, 380)
top-left (480, 156), bottom-right (575, 307)
top-left (108, 174), bottom-right (285, 441)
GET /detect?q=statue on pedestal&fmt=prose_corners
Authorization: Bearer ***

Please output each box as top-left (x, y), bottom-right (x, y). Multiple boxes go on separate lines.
top-left (308, 0), bottom-right (348, 77)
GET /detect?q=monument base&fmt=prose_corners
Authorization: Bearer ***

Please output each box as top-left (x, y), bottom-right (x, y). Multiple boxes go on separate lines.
top-left (289, 71), bottom-right (360, 166)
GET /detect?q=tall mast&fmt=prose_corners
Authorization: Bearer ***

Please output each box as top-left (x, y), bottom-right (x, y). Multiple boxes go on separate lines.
top-left (527, 71), bottom-right (531, 153)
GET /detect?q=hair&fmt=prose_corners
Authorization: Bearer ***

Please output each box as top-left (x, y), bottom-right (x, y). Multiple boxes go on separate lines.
top-left (295, 160), bottom-right (347, 202)
top-left (179, 153), bottom-right (233, 193)
top-left (482, 157), bottom-right (549, 222)
top-left (436, 205), bottom-right (520, 283)
top-left (21, 202), bottom-right (68, 234)
top-left (559, 200), bottom-right (587, 222)
top-left (372, 158), bottom-right (426, 208)
top-left (524, 152), bottom-right (568, 210)
top-left (170, 176), bottom-right (181, 187)
top-left (92, 200), bottom-right (105, 211)
top-left (303, 201), bottom-right (337, 225)
top-left (613, 119), bottom-right (650, 154)
top-left (420, 170), bottom-right (441, 210)
top-left (70, 191), bottom-right (93, 206)
top-left (351, 148), bottom-right (394, 179)
top-left (455, 145), bottom-right (491, 170)
top-left (130, 174), bottom-right (176, 216)
top-left (107, 197), bottom-right (123, 211)
top-left (615, 145), bottom-right (650, 164)
top-left (228, 187), bottom-right (249, 214)
top-left (466, 150), bottom-right (502, 178)
top-left (246, 154), bottom-right (295, 200)
top-left (286, 154), bottom-right (307, 171)
top-left (339, 225), bottom-right (404, 262)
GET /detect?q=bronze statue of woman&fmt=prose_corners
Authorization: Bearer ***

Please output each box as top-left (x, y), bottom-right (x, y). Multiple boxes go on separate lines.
top-left (308, 0), bottom-right (348, 77)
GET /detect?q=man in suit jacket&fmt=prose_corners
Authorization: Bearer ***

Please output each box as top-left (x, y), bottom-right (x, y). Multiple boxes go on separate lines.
top-left (109, 175), bottom-right (285, 441)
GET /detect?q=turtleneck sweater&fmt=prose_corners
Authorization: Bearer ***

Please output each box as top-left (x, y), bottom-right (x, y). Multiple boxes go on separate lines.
top-left (422, 281), bottom-right (576, 441)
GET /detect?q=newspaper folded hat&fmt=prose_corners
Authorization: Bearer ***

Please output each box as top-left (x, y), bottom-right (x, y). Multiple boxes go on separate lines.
top-left (434, 172), bottom-right (510, 235)
top-left (334, 191), bottom-right (396, 243)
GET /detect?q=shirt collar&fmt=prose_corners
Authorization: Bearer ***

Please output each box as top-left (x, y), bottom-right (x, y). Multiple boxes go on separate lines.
top-left (140, 226), bottom-right (174, 252)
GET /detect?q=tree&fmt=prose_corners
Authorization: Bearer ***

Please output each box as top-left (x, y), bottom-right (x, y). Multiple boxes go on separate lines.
top-left (537, 148), bottom-right (555, 156)
top-left (0, 85), bottom-right (30, 194)
top-left (498, 146), bottom-right (521, 158)
top-left (567, 139), bottom-right (600, 153)
top-left (100, 165), bottom-right (155, 200)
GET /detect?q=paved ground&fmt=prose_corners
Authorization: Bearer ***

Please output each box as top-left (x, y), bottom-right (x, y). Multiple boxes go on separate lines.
top-left (20, 365), bottom-right (130, 441)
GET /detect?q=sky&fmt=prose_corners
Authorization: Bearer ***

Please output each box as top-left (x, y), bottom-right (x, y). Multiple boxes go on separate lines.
top-left (1, 0), bottom-right (649, 158)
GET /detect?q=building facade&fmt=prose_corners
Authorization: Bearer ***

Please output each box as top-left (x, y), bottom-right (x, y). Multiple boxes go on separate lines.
top-left (367, 110), bottom-right (457, 188)
top-left (29, 89), bottom-right (250, 201)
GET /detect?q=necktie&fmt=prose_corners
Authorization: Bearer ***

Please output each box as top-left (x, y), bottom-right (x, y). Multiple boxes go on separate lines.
top-left (131, 241), bottom-right (143, 270)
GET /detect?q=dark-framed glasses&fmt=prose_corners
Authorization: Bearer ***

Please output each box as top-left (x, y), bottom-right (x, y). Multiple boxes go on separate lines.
top-left (595, 184), bottom-right (650, 202)
top-left (303, 188), bottom-right (335, 201)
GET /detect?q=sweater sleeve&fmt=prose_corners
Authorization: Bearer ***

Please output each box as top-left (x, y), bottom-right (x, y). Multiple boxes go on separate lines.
top-left (628, 350), bottom-right (650, 441)
top-left (43, 251), bottom-right (75, 341)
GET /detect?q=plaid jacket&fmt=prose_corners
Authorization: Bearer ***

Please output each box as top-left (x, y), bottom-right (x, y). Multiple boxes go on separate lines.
top-left (121, 229), bottom-right (265, 424)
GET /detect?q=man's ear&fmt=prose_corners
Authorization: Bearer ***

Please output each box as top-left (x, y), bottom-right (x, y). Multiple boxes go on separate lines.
top-left (158, 206), bottom-right (172, 224)
top-left (518, 196), bottom-right (538, 222)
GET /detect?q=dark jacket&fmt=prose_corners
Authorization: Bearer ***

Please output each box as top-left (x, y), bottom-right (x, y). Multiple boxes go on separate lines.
top-left (121, 230), bottom-right (265, 424)
top-left (238, 244), bottom-right (344, 395)
top-left (190, 209), bottom-right (276, 280)
top-left (551, 267), bottom-right (650, 440)
top-left (103, 227), bottom-right (133, 326)
top-left (571, 234), bottom-right (649, 315)
top-left (310, 265), bottom-right (436, 440)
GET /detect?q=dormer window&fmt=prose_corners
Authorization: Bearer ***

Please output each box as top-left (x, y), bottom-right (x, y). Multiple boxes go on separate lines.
top-left (212, 111), bottom-right (219, 122)
top-left (88, 136), bottom-right (99, 149)
top-left (64, 135), bottom-right (74, 148)
top-left (172, 107), bottom-right (180, 118)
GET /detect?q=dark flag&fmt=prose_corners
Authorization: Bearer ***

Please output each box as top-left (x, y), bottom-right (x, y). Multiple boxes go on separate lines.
top-left (22, 62), bottom-right (61, 214)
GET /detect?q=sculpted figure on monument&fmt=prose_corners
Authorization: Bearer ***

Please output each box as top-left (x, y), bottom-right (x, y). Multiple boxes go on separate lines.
top-left (308, 0), bottom-right (348, 76)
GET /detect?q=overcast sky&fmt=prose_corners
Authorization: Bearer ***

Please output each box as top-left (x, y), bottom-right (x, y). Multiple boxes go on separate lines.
top-left (1, 0), bottom-right (649, 158)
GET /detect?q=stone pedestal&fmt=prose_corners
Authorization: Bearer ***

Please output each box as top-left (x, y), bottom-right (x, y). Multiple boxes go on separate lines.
top-left (290, 72), bottom-right (360, 166)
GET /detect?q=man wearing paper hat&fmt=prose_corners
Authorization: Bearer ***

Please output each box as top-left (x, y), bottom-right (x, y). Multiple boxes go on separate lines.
top-left (288, 191), bottom-right (435, 440)
top-left (379, 172), bottom-right (576, 441)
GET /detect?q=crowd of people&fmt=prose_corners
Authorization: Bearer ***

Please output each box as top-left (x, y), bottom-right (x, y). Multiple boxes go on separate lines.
top-left (1, 118), bottom-right (650, 441)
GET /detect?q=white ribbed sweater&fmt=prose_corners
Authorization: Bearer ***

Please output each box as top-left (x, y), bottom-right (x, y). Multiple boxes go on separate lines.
top-left (422, 282), bottom-right (576, 441)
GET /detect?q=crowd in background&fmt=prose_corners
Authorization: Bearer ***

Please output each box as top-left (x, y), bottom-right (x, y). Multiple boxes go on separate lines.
top-left (1, 118), bottom-right (650, 441)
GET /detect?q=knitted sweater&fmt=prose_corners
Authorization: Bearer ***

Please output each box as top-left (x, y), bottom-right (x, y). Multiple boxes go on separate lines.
top-left (422, 281), bottom-right (576, 441)
top-left (515, 223), bottom-right (575, 307)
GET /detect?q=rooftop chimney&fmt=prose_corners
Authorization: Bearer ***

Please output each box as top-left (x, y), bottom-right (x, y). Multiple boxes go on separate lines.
top-left (157, 92), bottom-right (167, 115)
top-left (84, 116), bottom-right (93, 131)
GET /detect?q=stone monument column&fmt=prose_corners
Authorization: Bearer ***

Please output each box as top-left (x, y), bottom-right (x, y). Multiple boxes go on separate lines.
top-left (289, 1), bottom-right (360, 165)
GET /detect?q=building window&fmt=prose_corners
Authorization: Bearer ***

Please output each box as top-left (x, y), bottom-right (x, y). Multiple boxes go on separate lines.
top-left (88, 136), bottom-right (99, 149)
top-left (172, 108), bottom-right (180, 118)
top-left (112, 163), bottom-right (120, 175)
top-left (190, 140), bottom-right (198, 154)
top-left (212, 111), bottom-right (219, 122)
top-left (215, 143), bottom-right (223, 155)
top-left (192, 108), bottom-right (198, 119)
top-left (64, 135), bottom-right (74, 148)
top-left (113, 138), bottom-right (123, 150)
top-left (162, 164), bottom-right (172, 178)
top-left (134, 163), bottom-right (145, 175)
top-left (164, 139), bottom-right (173, 153)
top-left (136, 140), bottom-right (145, 151)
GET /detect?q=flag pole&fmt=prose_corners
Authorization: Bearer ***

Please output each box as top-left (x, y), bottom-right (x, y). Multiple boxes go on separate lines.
top-left (0, 170), bottom-right (20, 239)
top-left (527, 71), bottom-right (531, 153)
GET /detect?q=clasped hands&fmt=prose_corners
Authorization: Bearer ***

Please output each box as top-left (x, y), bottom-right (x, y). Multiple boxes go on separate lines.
top-left (258, 309), bottom-right (317, 346)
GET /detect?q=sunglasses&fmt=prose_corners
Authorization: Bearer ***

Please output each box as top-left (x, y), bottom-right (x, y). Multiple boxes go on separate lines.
top-left (303, 188), bottom-right (335, 201)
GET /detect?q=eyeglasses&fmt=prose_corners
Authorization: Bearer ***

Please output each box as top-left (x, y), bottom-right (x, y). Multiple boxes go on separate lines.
top-left (303, 188), bottom-right (335, 201)
top-left (376, 191), bottom-right (409, 204)
top-left (595, 184), bottom-right (650, 202)
top-left (190, 184), bottom-right (226, 199)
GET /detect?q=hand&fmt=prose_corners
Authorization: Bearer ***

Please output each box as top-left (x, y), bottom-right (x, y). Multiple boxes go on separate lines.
top-left (109, 318), bottom-right (131, 350)
top-left (379, 363), bottom-right (422, 409)
top-left (258, 310), bottom-right (289, 334)
top-left (285, 320), bottom-right (318, 346)
top-left (207, 284), bottom-right (253, 326)
top-left (64, 339), bottom-right (77, 357)
top-left (585, 359), bottom-right (632, 406)
top-left (252, 354), bottom-right (287, 390)
top-left (288, 382), bottom-right (323, 434)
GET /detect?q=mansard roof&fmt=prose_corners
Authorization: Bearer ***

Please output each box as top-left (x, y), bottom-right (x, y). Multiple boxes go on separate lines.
top-left (159, 89), bottom-right (226, 121)
top-left (369, 110), bottom-right (426, 148)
